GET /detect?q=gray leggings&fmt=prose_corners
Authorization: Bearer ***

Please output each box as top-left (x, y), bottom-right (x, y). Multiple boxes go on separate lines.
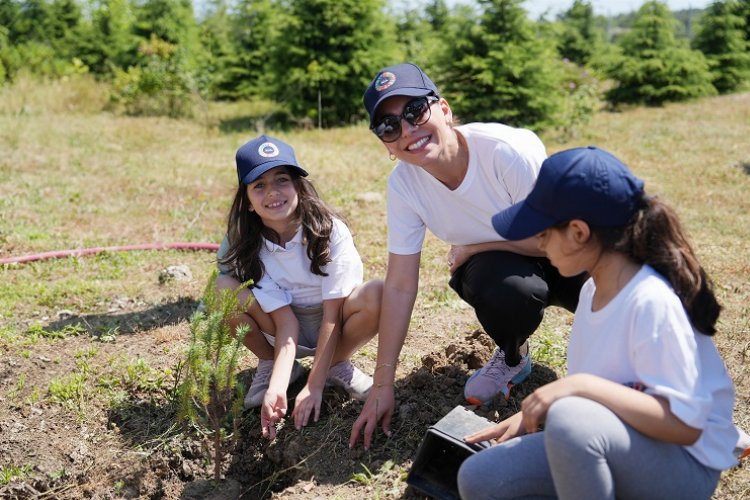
top-left (457, 396), bottom-right (721, 500)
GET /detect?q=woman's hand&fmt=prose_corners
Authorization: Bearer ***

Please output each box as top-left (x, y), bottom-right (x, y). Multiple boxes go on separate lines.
top-left (349, 385), bottom-right (395, 450)
top-left (292, 384), bottom-right (323, 430)
top-left (464, 411), bottom-right (527, 445)
top-left (261, 390), bottom-right (288, 440)
top-left (448, 245), bottom-right (473, 274)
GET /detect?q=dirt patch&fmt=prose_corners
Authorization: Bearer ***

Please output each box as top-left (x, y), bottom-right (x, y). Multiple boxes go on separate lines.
top-left (0, 284), bottom-right (746, 499)
top-left (0, 288), bottom-right (562, 500)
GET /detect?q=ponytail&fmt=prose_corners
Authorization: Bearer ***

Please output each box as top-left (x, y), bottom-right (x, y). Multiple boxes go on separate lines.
top-left (593, 195), bottom-right (721, 335)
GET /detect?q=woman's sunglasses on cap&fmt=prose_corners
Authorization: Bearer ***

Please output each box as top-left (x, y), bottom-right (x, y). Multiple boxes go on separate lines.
top-left (371, 95), bottom-right (440, 143)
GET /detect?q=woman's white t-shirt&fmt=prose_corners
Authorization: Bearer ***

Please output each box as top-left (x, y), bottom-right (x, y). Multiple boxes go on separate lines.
top-left (386, 122), bottom-right (546, 255)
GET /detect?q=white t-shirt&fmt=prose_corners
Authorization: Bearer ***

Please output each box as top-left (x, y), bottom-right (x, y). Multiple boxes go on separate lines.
top-left (217, 217), bottom-right (363, 312)
top-left (569, 265), bottom-right (738, 470)
top-left (387, 122), bottom-right (546, 255)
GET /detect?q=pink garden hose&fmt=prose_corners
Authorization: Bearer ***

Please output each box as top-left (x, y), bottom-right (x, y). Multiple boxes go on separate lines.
top-left (0, 242), bottom-right (220, 265)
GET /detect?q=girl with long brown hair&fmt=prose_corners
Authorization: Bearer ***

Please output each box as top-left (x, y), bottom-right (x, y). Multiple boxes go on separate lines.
top-left (459, 146), bottom-right (740, 499)
top-left (217, 135), bottom-right (382, 440)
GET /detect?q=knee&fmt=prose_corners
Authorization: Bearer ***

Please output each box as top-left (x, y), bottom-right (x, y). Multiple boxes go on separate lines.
top-left (545, 396), bottom-right (601, 450)
top-left (458, 452), bottom-right (490, 500)
top-left (351, 280), bottom-right (383, 319)
top-left (215, 273), bottom-right (240, 291)
top-left (474, 274), bottom-right (547, 316)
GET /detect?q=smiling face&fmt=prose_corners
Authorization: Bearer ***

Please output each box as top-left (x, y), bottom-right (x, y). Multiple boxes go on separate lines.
top-left (375, 95), bottom-right (455, 166)
top-left (245, 166), bottom-right (299, 230)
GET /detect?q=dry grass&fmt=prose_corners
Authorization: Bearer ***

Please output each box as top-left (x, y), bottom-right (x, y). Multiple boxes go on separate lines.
top-left (1, 78), bottom-right (749, 498)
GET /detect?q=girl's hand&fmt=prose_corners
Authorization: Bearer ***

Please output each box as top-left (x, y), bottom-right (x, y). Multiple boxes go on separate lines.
top-left (464, 411), bottom-right (526, 445)
top-left (292, 384), bottom-right (323, 430)
top-left (521, 377), bottom-right (580, 434)
top-left (261, 390), bottom-right (288, 440)
top-left (447, 245), bottom-right (471, 274)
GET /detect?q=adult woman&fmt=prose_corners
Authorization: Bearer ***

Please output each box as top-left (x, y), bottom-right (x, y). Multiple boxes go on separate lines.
top-left (349, 63), bottom-right (585, 449)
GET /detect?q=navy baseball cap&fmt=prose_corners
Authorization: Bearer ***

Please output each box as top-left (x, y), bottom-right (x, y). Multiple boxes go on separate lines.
top-left (363, 62), bottom-right (439, 125)
top-left (235, 135), bottom-right (308, 185)
top-left (492, 147), bottom-right (645, 240)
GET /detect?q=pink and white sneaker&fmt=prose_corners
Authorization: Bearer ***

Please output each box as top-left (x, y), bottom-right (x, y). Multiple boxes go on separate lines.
top-left (464, 348), bottom-right (532, 406)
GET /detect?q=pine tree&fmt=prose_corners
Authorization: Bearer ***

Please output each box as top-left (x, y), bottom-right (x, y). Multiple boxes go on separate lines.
top-left (733, 0), bottom-right (750, 41)
top-left (177, 272), bottom-right (249, 483)
top-left (132, 0), bottom-right (205, 74)
top-left (268, 0), bottom-right (399, 127)
top-left (693, 0), bottom-right (750, 93)
top-left (76, 0), bottom-right (139, 75)
top-left (207, 0), bottom-right (280, 101)
top-left (557, 0), bottom-right (602, 66)
top-left (439, 0), bottom-right (566, 130)
top-left (605, 0), bottom-right (716, 106)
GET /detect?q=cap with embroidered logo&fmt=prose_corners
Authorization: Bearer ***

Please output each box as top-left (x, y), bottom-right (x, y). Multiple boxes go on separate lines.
top-left (491, 146), bottom-right (645, 240)
top-left (363, 62), bottom-right (439, 125)
top-left (235, 135), bottom-right (308, 185)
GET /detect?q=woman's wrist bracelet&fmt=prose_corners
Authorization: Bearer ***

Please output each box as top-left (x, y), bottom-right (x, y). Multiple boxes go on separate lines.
top-left (375, 363), bottom-right (395, 372)
top-left (375, 382), bottom-right (394, 388)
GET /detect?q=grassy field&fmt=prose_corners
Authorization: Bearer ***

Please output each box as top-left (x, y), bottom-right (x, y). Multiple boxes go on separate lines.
top-left (1, 75), bottom-right (749, 498)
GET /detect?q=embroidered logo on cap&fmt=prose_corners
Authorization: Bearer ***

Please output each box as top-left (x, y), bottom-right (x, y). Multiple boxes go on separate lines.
top-left (258, 142), bottom-right (280, 158)
top-left (374, 71), bottom-right (396, 92)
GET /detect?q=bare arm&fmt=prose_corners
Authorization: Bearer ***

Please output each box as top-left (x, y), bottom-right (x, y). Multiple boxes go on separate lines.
top-left (349, 252), bottom-right (421, 449)
top-left (521, 373), bottom-right (701, 445)
top-left (261, 306), bottom-right (299, 439)
top-left (449, 236), bottom-right (543, 273)
top-left (292, 298), bottom-right (344, 429)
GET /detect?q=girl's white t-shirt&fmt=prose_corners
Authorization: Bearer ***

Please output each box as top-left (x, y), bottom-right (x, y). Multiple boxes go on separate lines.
top-left (218, 217), bottom-right (363, 312)
top-left (386, 122), bottom-right (546, 255)
top-left (569, 265), bottom-right (738, 470)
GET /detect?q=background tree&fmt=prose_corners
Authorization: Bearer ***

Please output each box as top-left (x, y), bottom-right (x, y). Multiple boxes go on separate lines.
top-left (2, 0), bottom-right (85, 77)
top-left (205, 0), bottom-right (279, 101)
top-left (392, 0), bottom-right (454, 75)
top-left (439, 0), bottom-right (566, 130)
top-left (736, 0), bottom-right (750, 40)
top-left (605, 0), bottom-right (716, 106)
top-left (75, 0), bottom-right (139, 76)
top-left (557, 0), bottom-right (602, 66)
top-left (692, 0), bottom-right (750, 93)
top-left (198, 0), bottom-right (238, 100)
top-left (268, 0), bottom-right (399, 127)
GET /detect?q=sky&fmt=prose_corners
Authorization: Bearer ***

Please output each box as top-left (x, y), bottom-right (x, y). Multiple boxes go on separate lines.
top-left (521, 0), bottom-right (712, 19)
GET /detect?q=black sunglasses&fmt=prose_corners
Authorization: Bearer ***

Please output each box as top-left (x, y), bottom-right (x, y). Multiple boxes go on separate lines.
top-left (371, 95), bottom-right (440, 143)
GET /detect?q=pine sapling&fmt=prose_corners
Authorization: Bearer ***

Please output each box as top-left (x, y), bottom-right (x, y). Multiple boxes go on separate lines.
top-left (177, 271), bottom-right (251, 482)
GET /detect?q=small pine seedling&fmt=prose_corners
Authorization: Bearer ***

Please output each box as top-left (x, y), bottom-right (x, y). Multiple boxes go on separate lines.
top-left (176, 271), bottom-right (251, 482)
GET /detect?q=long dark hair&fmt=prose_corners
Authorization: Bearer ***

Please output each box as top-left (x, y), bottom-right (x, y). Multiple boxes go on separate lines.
top-left (218, 170), bottom-right (341, 285)
top-left (592, 195), bottom-right (721, 335)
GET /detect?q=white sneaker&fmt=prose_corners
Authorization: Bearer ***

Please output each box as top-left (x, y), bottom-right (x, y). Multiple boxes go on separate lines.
top-left (326, 360), bottom-right (373, 401)
top-left (244, 359), bottom-right (304, 409)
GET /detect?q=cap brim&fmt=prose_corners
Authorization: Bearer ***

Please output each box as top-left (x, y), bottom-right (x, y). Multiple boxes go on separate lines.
top-left (370, 88), bottom-right (434, 125)
top-left (241, 161), bottom-right (308, 185)
top-left (492, 201), bottom-right (558, 240)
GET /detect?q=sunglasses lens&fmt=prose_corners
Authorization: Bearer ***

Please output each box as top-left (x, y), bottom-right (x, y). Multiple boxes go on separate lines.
top-left (374, 116), bottom-right (401, 143)
top-left (372, 96), bottom-right (434, 143)
top-left (403, 98), bottom-right (430, 126)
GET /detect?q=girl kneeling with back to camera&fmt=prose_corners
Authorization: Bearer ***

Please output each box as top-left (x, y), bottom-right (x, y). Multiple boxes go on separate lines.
top-left (216, 135), bottom-right (382, 440)
top-left (458, 146), bottom-right (741, 499)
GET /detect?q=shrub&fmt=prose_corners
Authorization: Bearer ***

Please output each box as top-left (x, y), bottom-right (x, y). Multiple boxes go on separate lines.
top-left (110, 35), bottom-right (197, 118)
